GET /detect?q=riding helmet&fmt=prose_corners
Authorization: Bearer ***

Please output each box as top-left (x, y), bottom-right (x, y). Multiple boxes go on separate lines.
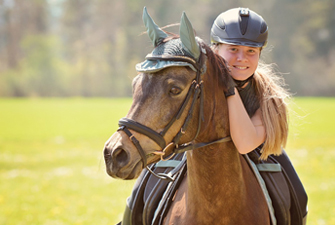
top-left (210, 8), bottom-right (268, 47)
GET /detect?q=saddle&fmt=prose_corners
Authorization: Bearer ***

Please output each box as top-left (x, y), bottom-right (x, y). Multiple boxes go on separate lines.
top-left (118, 153), bottom-right (187, 225)
top-left (117, 151), bottom-right (307, 225)
top-left (247, 149), bottom-right (308, 225)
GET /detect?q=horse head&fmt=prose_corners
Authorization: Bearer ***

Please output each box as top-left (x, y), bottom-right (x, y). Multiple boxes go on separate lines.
top-left (104, 7), bottom-right (233, 180)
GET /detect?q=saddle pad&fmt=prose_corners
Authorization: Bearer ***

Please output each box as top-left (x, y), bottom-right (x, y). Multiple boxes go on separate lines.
top-left (244, 154), bottom-right (277, 225)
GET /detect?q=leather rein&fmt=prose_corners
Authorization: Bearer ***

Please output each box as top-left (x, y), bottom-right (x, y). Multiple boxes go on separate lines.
top-left (117, 54), bottom-right (231, 181)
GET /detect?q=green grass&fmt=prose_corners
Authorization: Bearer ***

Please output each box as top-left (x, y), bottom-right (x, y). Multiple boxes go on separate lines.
top-left (0, 98), bottom-right (135, 225)
top-left (286, 98), bottom-right (335, 225)
top-left (0, 97), bottom-right (334, 224)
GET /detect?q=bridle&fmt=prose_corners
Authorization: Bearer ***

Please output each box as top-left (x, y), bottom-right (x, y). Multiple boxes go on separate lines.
top-left (117, 53), bottom-right (231, 181)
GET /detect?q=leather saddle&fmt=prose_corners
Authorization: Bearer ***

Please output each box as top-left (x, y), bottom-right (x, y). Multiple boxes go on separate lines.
top-left (117, 150), bottom-right (307, 225)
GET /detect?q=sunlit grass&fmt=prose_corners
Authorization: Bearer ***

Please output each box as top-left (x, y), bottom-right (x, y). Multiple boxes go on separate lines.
top-left (286, 97), bottom-right (335, 225)
top-left (0, 97), bottom-right (334, 224)
top-left (0, 98), bottom-right (135, 225)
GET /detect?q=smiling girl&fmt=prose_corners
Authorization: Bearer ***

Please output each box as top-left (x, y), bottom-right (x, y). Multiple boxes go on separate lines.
top-left (210, 7), bottom-right (308, 223)
top-left (211, 8), bottom-right (288, 159)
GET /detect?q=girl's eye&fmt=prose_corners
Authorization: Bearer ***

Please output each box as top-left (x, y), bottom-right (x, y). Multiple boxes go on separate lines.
top-left (248, 48), bottom-right (260, 54)
top-left (170, 86), bottom-right (182, 96)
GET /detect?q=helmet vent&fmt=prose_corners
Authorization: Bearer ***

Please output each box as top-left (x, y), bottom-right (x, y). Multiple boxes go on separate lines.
top-left (240, 8), bottom-right (249, 16)
top-left (218, 19), bottom-right (225, 30)
top-left (239, 8), bottom-right (249, 35)
top-left (210, 8), bottom-right (268, 47)
top-left (260, 22), bottom-right (268, 34)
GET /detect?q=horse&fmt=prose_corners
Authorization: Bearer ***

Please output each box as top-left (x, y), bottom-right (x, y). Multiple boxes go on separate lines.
top-left (103, 7), bottom-right (270, 225)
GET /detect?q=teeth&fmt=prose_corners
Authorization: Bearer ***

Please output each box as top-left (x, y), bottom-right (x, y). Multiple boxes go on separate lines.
top-left (235, 66), bottom-right (247, 70)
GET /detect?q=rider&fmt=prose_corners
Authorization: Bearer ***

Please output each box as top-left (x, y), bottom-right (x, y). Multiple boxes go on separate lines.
top-left (210, 7), bottom-right (308, 223)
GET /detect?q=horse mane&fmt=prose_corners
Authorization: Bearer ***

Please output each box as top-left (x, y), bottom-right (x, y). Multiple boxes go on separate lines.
top-left (204, 42), bottom-right (261, 118)
top-left (201, 43), bottom-right (235, 95)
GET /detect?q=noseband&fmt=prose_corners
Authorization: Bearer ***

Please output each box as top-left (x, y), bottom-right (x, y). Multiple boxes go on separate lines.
top-left (117, 54), bottom-right (231, 181)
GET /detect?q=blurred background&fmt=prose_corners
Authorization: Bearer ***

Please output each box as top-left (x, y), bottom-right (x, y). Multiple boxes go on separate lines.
top-left (1, 1), bottom-right (335, 224)
top-left (0, 0), bottom-right (334, 97)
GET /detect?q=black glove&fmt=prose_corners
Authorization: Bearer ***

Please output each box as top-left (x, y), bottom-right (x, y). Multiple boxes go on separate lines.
top-left (224, 86), bottom-right (235, 97)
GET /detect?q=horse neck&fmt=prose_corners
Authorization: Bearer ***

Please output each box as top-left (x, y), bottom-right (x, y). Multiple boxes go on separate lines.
top-left (186, 133), bottom-right (247, 216)
top-left (185, 60), bottom-right (247, 219)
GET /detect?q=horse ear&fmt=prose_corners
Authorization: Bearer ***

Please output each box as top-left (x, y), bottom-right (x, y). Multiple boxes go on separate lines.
top-left (143, 7), bottom-right (168, 47)
top-left (180, 12), bottom-right (200, 60)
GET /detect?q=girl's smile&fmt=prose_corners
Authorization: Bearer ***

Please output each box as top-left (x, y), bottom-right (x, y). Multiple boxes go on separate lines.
top-left (216, 44), bottom-right (261, 81)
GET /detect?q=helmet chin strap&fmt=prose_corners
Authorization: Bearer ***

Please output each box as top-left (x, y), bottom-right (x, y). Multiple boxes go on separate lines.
top-left (233, 74), bottom-right (254, 89)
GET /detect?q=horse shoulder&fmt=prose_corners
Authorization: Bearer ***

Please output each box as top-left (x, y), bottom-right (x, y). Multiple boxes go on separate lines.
top-left (163, 174), bottom-right (192, 224)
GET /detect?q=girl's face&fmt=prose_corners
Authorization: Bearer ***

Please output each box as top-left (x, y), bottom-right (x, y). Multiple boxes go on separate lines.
top-left (216, 44), bottom-right (261, 81)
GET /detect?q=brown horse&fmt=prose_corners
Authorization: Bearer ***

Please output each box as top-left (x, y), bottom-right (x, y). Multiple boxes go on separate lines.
top-left (104, 8), bottom-right (270, 225)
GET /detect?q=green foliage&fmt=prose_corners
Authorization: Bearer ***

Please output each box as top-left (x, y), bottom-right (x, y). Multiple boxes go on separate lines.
top-left (0, 35), bottom-right (72, 97)
top-left (0, 0), bottom-right (334, 97)
top-left (0, 97), bottom-right (334, 224)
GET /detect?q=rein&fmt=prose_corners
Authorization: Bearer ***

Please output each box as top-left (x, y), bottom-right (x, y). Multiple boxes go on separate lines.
top-left (117, 53), bottom-right (231, 181)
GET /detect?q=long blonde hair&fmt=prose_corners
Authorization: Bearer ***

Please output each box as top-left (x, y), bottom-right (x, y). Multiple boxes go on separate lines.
top-left (254, 63), bottom-right (290, 160)
top-left (211, 43), bottom-right (290, 159)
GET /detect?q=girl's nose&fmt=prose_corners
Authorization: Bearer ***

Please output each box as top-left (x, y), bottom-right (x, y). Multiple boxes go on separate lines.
top-left (237, 51), bottom-right (247, 62)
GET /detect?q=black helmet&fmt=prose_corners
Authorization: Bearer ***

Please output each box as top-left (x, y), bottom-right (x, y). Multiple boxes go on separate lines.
top-left (211, 8), bottom-right (268, 47)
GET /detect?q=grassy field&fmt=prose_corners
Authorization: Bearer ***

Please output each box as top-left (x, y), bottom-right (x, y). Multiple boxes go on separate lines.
top-left (0, 97), bottom-right (334, 225)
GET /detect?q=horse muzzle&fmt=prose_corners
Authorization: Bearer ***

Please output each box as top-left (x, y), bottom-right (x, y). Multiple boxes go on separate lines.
top-left (103, 131), bottom-right (144, 179)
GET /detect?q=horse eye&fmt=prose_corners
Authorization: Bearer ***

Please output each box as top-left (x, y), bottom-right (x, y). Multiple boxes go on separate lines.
top-left (170, 86), bottom-right (182, 95)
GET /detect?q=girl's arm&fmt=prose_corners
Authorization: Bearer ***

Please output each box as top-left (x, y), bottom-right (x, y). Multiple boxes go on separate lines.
top-left (227, 87), bottom-right (266, 154)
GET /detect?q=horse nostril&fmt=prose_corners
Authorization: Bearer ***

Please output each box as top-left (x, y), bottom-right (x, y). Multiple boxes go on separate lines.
top-left (112, 148), bottom-right (129, 167)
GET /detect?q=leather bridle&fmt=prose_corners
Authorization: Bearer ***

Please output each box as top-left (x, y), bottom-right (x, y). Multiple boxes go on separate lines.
top-left (117, 53), bottom-right (231, 181)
